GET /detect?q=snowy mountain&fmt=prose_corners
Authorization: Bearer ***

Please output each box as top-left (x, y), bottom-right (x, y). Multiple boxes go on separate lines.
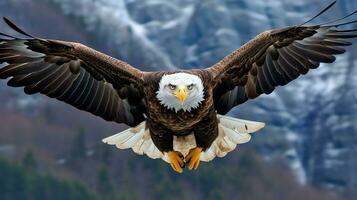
top-left (1, 0), bottom-right (357, 197)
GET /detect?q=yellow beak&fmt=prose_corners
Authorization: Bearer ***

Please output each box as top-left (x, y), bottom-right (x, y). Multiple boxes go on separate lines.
top-left (174, 86), bottom-right (188, 106)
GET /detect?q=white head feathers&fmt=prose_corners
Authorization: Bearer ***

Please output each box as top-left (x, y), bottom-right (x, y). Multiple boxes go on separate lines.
top-left (156, 73), bottom-right (204, 112)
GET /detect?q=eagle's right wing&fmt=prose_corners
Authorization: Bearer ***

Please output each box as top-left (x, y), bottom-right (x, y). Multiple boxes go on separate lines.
top-left (208, 1), bottom-right (357, 114)
top-left (0, 18), bottom-right (146, 126)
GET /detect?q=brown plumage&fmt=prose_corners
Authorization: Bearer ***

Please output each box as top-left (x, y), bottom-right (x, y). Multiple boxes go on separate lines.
top-left (0, 1), bottom-right (356, 173)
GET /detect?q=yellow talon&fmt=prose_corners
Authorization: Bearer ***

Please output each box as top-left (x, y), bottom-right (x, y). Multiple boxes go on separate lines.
top-left (185, 147), bottom-right (202, 170)
top-left (167, 151), bottom-right (184, 173)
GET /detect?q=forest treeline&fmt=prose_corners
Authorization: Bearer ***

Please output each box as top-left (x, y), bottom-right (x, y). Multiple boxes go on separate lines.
top-left (0, 158), bottom-right (97, 200)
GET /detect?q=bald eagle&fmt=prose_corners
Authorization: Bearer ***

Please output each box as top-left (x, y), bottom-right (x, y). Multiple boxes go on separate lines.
top-left (0, 1), bottom-right (356, 173)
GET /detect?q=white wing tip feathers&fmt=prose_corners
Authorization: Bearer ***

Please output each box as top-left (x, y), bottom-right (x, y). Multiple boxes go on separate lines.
top-left (102, 122), bottom-right (165, 160)
top-left (217, 114), bottom-right (265, 133)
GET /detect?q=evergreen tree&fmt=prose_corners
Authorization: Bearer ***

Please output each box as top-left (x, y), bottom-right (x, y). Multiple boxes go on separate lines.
top-left (69, 127), bottom-right (87, 164)
top-left (0, 158), bottom-right (97, 200)
top-left (22, 150), bottom-right (37, 171)
top-left (97, 143), bottom-right (112, 166)
top-left (96, 165), bottom-right (116, 200)
top-left (118, 157), bottom-right (138, 200)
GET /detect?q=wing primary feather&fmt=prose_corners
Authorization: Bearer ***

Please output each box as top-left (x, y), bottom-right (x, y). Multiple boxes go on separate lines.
top-left (85, 80), bottom-right (100, 111)
top-left (61, 69), bottom-right (86, 102)
top-left (7, 63), bottom-right (55, 87)
top-left (255, 75), bottom-right (264, 95)
top-left (286, 45), bottom-right (318, 69)
top-left (3, 17), bottom-right (35, 38)
top-left (280, 48), bottom-right (309, 74)
top-left (262, 58), bottom-right (278, 86)
top-left (97, 84), bottom-right (111, 117)
top-left (107, 92), bottom-right (117, 120)
top-left (276, 52), bottom-right (300, 79)
top-left (0, 32), bottom-right (17, 39)
top-left (308, 60), bottom-right (320, 68)
top-left (266, 54), bottom-right (287, 85)
top-left (0, 55), bottom-right (37, 64)
top-left (318, 10), bottom-right (357, 26)
top-left (285, 47), bottom-right (315, 71)
top-left (300, 1), bottom-right (337, 26)
top-left (245, 75), bottom-right (259, 99)
top-left (93, 84), bottom-right (106, 114)
top-left (305, 38), bottom-right (352, 46)
top-left (24, 66), bottom-right (66, 95)
top-left (333, 28), bottom-right (357, 33)
top-left (52, 73), bottom-right (78, 99)
top-left (326, 20), bottom-right (357, 27)
top-left (256, 65), bottom-right (274, 94)
top-left (271, 53), bottom-right (297, 80)
top-left (41, 67), bottom-right (70, 97)
top-left (56, 74), bottom-right (79, 100)
top-left (324, 32), bottom-right (357, 38)
top-left (0, 62), bottom-right (32, 79)
top-left (290, 42), bottom-right (336, 63)
top-left (74, 75), bottom-right (94, 106)
top-left (235, 87), bottom-right (247, 105)
top-left (77, 77), bottom-right (95, 108)
top-left (67, 71), bottom-right (91, 104)
top-left (295, 41), bottom-right (346, 54)
top-left (28, 66), bottom-right (68, 95)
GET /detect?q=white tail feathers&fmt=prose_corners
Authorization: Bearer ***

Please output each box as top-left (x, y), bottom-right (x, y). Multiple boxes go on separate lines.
top-left (102, 114), bottom-right (265, 164)
top-left (200, 115), bottom-right (265, 162)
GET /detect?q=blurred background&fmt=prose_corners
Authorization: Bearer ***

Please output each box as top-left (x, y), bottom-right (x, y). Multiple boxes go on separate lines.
top-left (0, 0), bottom-right (356, 199)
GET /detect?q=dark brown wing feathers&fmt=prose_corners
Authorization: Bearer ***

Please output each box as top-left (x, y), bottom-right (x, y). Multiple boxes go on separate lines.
top-left (0, 18), bottom-right (145, 126)
top-left (210, 2), bottom-right (357, 114)
top-left (1, 2), bottom-right (356, 126)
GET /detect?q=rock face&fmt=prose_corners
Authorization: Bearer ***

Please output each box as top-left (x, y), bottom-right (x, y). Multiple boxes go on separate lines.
top-left (1, 0), bottom-right (357, 197)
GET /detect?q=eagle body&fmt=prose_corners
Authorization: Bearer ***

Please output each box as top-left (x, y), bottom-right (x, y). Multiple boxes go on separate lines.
top-left (124, 70), bottom-right (218, 154)
top-left (0, 1), bottom-right (356, 173)
top-left (143, 70), bottom-right (215, 132)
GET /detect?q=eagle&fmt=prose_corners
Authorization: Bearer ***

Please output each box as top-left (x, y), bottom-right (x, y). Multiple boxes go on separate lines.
top-left (0, 1), bottom-right (356, 173)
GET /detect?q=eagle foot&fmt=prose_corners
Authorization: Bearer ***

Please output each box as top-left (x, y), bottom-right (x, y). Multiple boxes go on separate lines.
top-left (167, 151), bottom-right (185, 173)
top-left (185, 147), bottom-right (202, 170)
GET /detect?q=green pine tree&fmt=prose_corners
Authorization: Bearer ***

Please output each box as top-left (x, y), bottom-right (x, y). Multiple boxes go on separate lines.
top-left (22, 150), bottom-right (37, 171)
top-left (97, 143), bottom-right (112, 166)
top-left (96, 165), bottom-right (116, 200)
top-left (69, 127), bottom-right (87, 164)
top-left (0, 158), bottom-right (97, 200)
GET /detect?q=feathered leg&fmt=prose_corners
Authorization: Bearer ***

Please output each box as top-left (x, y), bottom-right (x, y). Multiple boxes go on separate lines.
top-left (187, 110), bottom-right (219, 170)
top-left (147, 118), bottom-right (185, 173)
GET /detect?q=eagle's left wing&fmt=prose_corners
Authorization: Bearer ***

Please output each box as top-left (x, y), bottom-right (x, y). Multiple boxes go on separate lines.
top-left (208, 1), bottom-right (357, 114)
top-left (0, 18), bottom-right (146, 126)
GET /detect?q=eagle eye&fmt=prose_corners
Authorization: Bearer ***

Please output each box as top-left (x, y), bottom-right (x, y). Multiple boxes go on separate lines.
top-left (187, 84), bottom-right (194, 90)
top-left (168, 84), bottom-right (176, 90)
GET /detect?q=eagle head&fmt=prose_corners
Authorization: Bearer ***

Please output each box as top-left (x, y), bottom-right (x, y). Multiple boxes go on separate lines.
top-left (156, 73), bottom-right (204, 112)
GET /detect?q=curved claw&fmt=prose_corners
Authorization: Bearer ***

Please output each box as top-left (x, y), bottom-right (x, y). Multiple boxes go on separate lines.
top-left (167, 151), bottom-right (185, 173)
top-left (185, 147), bottom-right (202, 170)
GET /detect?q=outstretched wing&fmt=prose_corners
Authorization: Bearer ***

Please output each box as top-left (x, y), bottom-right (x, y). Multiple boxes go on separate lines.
top-left (208, 1), bottom-right (357, 114)
top-left (0, 18), bottom-right (146, 126)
